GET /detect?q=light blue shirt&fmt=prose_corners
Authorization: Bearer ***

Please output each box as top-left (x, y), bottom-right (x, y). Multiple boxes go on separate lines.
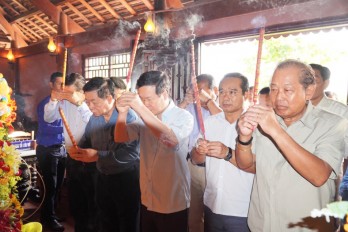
top-left (186, 103), bottom-right (211, 151)
top-left (80, 109), bottom-right (139, 175)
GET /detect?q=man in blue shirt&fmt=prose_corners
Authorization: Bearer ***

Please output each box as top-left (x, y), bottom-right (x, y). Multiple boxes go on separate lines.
top-left (36, 72), bottom-right (66, 232)
top-left (69, 77), bottom-right (140, 232)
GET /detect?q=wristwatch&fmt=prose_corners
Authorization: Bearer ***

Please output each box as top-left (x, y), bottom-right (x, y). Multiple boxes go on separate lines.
top-left (224, 147), bottom-right (233, 161)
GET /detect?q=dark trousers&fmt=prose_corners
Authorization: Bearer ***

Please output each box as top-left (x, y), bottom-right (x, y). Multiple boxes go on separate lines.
top-left (96, 164), bottom-right (140, 232)
top-left (66, 156), bottom-right (98, 232)
top-left (204, 206), bottom-right (250, 232)
top-left (36, 144), bottom-right (66, 222)
top-left (141, 204), bottom-right (188, 232)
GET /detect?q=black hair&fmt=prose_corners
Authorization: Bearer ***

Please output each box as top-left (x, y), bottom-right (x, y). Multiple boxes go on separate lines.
top-left (196, 74), bottom-right (215, 89)
top-left (136, 71), bottom-right (170, 95)
top-left (110, 77), bottom-right (127, 90)
top-left (220, 72), bottom-right (249, 94)
top-left (50, 72), bottom-right (63, 83)
top-left (83, 77), bottom-right (115, 99)
top-left (259, 87), bottom-right (270, 95)
top-left (309, 63), bottom-right (331, 81)
top-left (66, 73), bottom-right (85, 91)
top-left (275, 59), bottom-right (315, 89)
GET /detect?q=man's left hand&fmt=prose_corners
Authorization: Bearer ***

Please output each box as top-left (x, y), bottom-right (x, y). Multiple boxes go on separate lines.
top-left (206, 141), bottom-right (228, 159)
top-left (70, 147), bottom-right (98, 162)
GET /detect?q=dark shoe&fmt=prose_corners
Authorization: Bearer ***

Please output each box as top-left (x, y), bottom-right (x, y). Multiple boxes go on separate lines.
top-left (53, 215), bottom-right (65, 222)
top-left (43, 219), bottom-right (65, 231)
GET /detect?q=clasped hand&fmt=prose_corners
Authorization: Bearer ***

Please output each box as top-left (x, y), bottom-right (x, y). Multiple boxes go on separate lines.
top-left (68, 146), bottom-right (98, 162)
top-left (195, 138), bottom-right (228, 159)
top-left (51, 90), bottom-right (85, 105)
top-left (238, 104), bottom-right (278, 137)
top-left (184, 88), bottom-right (215, 104)
top-left (115, 92), bottom-right (142, 113)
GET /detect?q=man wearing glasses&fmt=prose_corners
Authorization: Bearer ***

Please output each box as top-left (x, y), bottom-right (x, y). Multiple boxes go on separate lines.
top-left (191, 73), bottom-right (254, 232)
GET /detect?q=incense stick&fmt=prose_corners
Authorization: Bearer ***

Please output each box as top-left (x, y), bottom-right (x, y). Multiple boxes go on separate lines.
top-left (62, 48), bottom-right (68, 90)
top-left (58, 107), bottom-right (77, 148)
top-left (126, 29), bottom-right (141, 84)
top-left (253, 27), bottom-right (265, 104)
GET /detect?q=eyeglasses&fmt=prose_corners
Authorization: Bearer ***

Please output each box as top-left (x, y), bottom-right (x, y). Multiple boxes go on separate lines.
top-left (218, 89), bottom-right (239, 96)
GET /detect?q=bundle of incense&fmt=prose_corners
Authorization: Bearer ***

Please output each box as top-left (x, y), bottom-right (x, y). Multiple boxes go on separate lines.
top-left (58, 107), bottom-right (77, 148)
top-left (126, 29), bottom-right (142, 83)
top-left (62, 48), bottom-right (68, 90)
top-left (191, 43), bottom-right (206, 139)
top-left (253, 27), bottom-right (265, 104)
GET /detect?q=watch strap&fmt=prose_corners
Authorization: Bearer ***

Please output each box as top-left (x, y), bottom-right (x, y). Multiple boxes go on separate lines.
top-left (224, 147), bottom-right (233, 161)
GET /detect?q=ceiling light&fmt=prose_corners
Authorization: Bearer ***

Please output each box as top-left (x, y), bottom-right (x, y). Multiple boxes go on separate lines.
top-left (47, 37), bottom-right (57, 53)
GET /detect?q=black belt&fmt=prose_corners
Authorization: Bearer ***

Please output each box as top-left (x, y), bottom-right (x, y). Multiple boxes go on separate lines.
top-left (38, 144), bottom-right (63, 149)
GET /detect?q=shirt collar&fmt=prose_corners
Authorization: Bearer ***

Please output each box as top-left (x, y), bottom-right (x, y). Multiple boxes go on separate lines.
top-left (276, 101), bottom-right (314, 129)
top-left (161, 100), bottom-right (175, 120)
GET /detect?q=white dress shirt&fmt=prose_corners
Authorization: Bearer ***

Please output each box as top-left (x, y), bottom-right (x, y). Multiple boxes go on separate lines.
top-left (203, 112), bottom-right (254, 217)
top-left (127, 100), bottom-right (194, 214)
top-left (44, 99), bottom-right (92, 147)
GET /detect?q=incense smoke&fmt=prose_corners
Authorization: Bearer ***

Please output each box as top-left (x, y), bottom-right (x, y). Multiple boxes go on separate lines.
top-left (251, 15), bottom-right (267, 28)
top-left (115, 20), bottom-right (141, 38)
top-left (70, 53), bottom-right (80, 68)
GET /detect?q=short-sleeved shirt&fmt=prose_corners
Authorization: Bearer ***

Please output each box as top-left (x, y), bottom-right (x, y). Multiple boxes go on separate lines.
top-left (127, 100), bottom-right (194, 214)
top-left (203, 112), bottom-right (254, 217)
top-left (248, 102), bottom-right (346, 232)
top-left (316, 96), bottom-right (348, 157)
top-left (79, 109), bottom-right (140, 175)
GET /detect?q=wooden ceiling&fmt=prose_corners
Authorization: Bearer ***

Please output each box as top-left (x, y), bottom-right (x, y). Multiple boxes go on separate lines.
top-left (0, 0), bottom-right (157, 49)
top-left (0, 0), bottom-right (347, 52)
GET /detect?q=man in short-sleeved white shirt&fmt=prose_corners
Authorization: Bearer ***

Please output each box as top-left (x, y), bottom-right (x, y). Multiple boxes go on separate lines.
top-left (192, 73), bottom-right (254, 232)
top-left (114, 71), bottom-right (194, 232)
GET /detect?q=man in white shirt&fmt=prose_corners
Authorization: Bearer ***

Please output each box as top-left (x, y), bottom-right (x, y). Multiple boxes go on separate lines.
top-left (44, 73), bottom-right (96, 232)
top-left (191, 73), bottom-right (254, 232)
top-left (114, 71), bottom-right (194, 232)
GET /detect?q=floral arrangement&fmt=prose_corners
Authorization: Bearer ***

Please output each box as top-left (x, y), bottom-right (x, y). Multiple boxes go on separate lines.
top-left (311, 201), bottom-right (348, 231)
top-left (0, 73), bottom-right (23, 232)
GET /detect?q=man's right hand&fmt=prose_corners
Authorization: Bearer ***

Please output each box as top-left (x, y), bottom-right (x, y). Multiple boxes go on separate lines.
top-left (237, 109), bottom-right (258, 138)
top-left (50, 90), bottom-right (61, 101)
top-left (115, 92), bottom-right (130, 113)
top-left (195, 138), bottom-right (209, 155)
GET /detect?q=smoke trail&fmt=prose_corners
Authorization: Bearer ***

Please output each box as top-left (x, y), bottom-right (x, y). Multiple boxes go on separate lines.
top-left (251, 15), bottom-right (267, 28)
top-left (186, 14), bottom-right (204, 32)
top-left (70, 53), bottom-right (80, 68)
top-left (114, 20), bottom-right (141, 38)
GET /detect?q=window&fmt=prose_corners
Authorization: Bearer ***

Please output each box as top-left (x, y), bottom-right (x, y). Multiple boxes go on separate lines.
top-left (84, 52), bottom-right (130, 79)
top-left (200, 27), bottom-right (348, 104)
